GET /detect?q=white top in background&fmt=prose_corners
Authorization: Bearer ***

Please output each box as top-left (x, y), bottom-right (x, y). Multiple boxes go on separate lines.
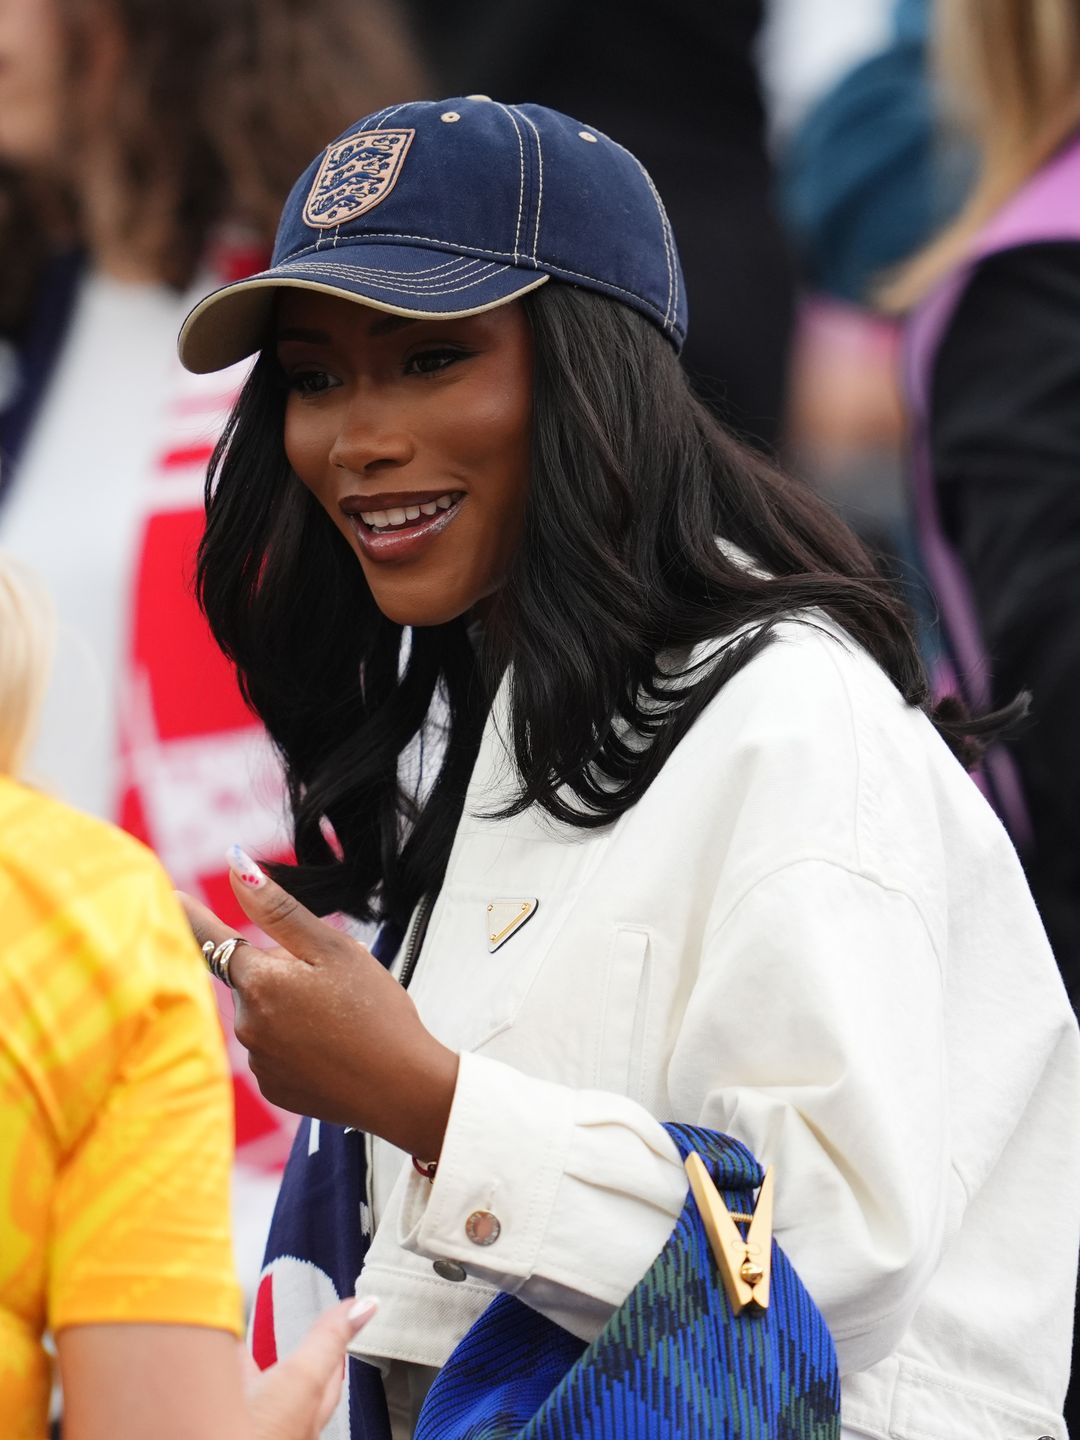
top-left (0, 271), bottom-right (194, 816)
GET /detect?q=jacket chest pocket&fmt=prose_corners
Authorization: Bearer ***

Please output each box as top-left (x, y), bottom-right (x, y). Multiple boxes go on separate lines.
top-left (594, 926), bottom-right (652, 1101)
top-left (410, 877), bottom-right (581, 1053)
top-left (411, 817), bottom-right (611, 1052)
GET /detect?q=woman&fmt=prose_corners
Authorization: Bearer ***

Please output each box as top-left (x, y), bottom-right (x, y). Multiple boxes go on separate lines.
top-left (0, 0), bottom-right (425, 813)
top-left (0, 553), bottom-right (378, 1438)
top-left (0, 0), bottom-right (425, 1280)
top-left (889, 0), bottom-right (1080, 1005)
top-left (179, 99), bottom-right (1079, 1439)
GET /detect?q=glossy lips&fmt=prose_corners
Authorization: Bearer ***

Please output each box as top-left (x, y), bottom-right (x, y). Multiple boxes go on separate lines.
top-left (341, 490), bottom-right (465, 559)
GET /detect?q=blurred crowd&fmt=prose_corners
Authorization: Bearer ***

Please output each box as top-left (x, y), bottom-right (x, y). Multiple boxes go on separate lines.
top-left (1, 0), bottom-right (1078, 1431)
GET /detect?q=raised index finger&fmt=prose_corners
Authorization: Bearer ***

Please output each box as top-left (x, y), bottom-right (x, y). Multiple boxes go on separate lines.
top-left (177, 891), bottom-right (240, 955)
top-left (175, 891), bottom-right (264, 991)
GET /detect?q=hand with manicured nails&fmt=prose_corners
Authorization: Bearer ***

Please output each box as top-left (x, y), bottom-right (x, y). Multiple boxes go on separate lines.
top-left (180, 847), bottom-right (458, 1160)
top-left (57, 1292), bottom-right (379, 1440)
top-left (251, 1296), bottom-right (378, 1440)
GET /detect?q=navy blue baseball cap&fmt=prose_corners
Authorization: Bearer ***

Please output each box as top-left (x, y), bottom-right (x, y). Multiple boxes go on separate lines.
top-left (178, 97), bottom-right (687, 373)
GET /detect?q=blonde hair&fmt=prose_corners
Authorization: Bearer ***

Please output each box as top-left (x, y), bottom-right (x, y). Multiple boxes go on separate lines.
top-left (0, 555), bottom-right (56, 778)
top-left (887, 0), bottom-right (1080, 309)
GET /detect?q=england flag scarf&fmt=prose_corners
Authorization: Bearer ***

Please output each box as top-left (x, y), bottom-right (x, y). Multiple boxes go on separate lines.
top-left (251, 922), bottom-right (403, 1440)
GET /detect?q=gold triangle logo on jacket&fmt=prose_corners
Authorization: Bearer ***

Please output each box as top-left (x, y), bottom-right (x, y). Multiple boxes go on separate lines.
top-left (486, 898), bottom-right (539, 953)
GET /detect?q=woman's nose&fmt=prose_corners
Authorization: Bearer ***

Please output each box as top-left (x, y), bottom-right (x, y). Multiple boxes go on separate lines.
top-left (329, 398), bottom-right (415, 475)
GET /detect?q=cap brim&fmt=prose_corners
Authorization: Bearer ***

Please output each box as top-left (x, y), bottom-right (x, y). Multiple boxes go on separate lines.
top-left (178, 245), bottom-right (550, 374)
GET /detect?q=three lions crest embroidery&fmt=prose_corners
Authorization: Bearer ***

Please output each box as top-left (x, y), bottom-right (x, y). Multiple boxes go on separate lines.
top-left (304, 128), bottom-right (415, 229)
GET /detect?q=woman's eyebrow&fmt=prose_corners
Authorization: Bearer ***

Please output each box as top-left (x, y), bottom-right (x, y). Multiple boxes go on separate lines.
top-left (367, 314), bottom-right (421, 337)
top-left (276, 326), bottom-right (330, 343)
top-left (275, 316), bottom-right (421, 343)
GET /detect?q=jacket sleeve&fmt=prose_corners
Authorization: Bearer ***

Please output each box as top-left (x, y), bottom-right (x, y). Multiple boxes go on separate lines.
top-left (396, 857), bottom-right (948, 1375)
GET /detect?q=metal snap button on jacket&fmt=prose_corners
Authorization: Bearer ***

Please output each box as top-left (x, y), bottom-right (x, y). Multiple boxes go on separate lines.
top-left (433, 1259), bottom-right (467, 1282)
top-left (465, 1210), bottom-right (501, 1246)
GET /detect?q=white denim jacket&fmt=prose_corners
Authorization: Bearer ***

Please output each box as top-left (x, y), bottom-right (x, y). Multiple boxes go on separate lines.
top-left (352, 618), bottom-right (1079, 1440)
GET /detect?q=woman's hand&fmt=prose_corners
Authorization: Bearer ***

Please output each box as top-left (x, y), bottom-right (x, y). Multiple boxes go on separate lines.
top-left (180, 850), bottom-right (458, 1159)
top-left (57, 1299), bottom-right (377, 1440)
top-left (249, 1296), bottom-right (377, 1440)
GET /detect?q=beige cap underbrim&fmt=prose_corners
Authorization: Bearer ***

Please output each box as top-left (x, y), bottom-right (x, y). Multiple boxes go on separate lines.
top-left (178, 266), bottom-right (550, 375)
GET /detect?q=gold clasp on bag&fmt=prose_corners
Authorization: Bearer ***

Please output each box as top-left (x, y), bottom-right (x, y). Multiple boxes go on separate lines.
top-left (685, 1153), bottom-right (774, 1315)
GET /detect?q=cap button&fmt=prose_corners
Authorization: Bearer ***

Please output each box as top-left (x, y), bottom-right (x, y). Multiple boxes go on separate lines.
top-left (466, 94), bottom-right (492, 101)
top-left (578, 131), bottom-right (599, 143)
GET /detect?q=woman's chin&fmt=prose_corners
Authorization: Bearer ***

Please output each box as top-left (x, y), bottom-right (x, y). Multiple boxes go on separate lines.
top-left (368, 589), bottom-right (475, 629)
top-left (365, 573), bottom-right (503, 630)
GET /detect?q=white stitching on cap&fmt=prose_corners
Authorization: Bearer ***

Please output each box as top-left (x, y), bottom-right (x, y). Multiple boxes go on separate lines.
top-left (647, 167), bottom-right (678, 330)
top-left (280, 259), bottom-right (498, 290)
top-left (578, 122), bottom-right (676, 332)
top-left (281, 260), bottom-right (501, 285)
top-left (315, 104), bottom-right (405, 255)
top-left (282, 257), bottom-right (492, 277)
top-left (282, 269), bottom-right (511, 297)
top-left (298, 259), bottom-right (493, 287)
top-left (512, 106), bottom-right (544, 262)
top-left (620, 146), bottom-right (675, 330)
top-left (279, 260), bottom-right (515, 296)
top-left (632, 156), bottom-right (676, 330)
top-left (275, 234), bottom-right (666, 320)
top-left (319, 255), bottom-right (482, 278)
top-left (492, 101), bottom-right (526, 264)
top-left (284, 232), bottom-right (513, 263)
top-left (376, 101), bottom-right (411, 128)
top-left (303, 256), bottom-right (488, 280)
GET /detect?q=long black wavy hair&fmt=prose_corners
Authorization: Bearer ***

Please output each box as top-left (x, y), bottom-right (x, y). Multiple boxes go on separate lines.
top-left (198, 283), bottom-right (1014, 930)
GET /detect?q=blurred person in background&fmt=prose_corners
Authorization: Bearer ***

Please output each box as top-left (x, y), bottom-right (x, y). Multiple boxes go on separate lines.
top-left (0, 552), bottom-right (378, 1440)
top-left (891, 0), bottom-right (1080, 1007)
top-left (0, 0), bottom-right (425, 1287)
top-left (781, 0), bottom-right (962, 313)
top-left (777, 0), bottom-right (969, 650)
top-left (404, 0), bottom-right (795, 451)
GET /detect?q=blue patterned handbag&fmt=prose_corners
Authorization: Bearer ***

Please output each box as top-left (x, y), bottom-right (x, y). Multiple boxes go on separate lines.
top-left (414, 1123), bottom-right (840, 1440)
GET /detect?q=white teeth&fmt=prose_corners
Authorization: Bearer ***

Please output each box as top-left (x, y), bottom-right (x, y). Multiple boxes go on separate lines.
top-left (360, 493), bottom-right (459, 531)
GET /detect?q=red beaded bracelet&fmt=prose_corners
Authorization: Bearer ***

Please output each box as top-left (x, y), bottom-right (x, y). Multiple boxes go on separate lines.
top-left (412, 1156), bottom-right (438, 1182)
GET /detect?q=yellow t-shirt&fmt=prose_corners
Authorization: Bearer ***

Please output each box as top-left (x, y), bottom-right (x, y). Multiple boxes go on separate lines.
top-left (0, 777), bottom-right (242, 1438)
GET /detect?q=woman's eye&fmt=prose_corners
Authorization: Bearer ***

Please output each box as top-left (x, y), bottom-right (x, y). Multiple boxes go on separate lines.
top-left (285, 369), bottom-right (337, 397)
top-left (405, 347), bottom-right (469, 377)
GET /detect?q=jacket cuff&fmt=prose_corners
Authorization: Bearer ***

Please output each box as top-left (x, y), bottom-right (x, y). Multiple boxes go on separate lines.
top-left (398, 1050), bottom-right (576, 1288)
top-left (397, 1050), bottom-right (687, 1334)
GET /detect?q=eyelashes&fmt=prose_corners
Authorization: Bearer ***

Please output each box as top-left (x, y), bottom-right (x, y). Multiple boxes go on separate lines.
top-left (274, 345), bottom-right (476, 396)
top-left (404, 346), bottom-right (474, 376)
top-left (285, 369), bottom-right (337, 397)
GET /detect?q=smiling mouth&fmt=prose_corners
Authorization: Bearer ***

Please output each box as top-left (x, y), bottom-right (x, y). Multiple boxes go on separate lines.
top-left (356, 490), bottom-right (463, 533)
top-left (342, 489), bottom-right (466, 560)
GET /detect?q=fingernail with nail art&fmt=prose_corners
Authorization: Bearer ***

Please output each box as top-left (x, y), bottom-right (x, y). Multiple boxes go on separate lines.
top-left (226, 844), bottom-right (267, 888)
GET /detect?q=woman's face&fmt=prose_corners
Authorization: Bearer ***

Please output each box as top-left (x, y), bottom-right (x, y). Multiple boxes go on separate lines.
top-left (0, 0), bottom-right (65, 167)
top-left (278, 290), bottom-right (534, 627)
